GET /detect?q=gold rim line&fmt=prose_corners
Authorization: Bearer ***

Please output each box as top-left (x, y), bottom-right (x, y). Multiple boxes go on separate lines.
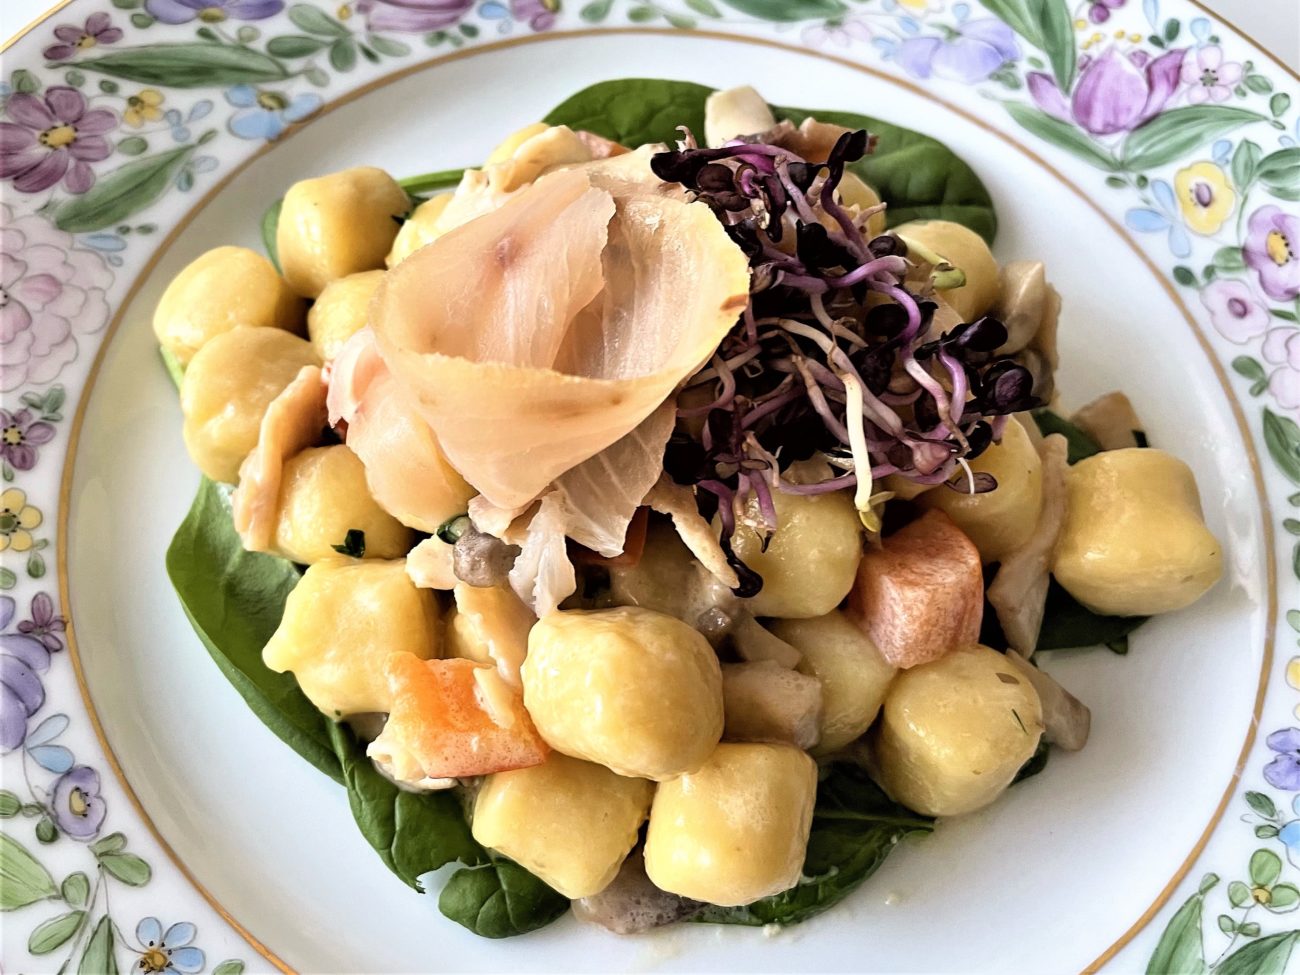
top-left (44, 24), bottom-right (1278, 975)
top-left (1, 0), bottom-right (77, 53)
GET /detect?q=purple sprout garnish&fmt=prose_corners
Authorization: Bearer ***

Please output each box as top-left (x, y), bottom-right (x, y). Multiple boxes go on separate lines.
top-left (654, 125), bottom-right (1045, 592)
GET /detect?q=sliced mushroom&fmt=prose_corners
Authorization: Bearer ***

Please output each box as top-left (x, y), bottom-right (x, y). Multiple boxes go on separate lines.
top-left (453, 526), bottom-right (521, 588)
top-left (1071, 391), bottom-right (1145, 451)
top-left (987, 433), bottom-right (1069, 655)
top-left (704, 86), bottom-right (777, 148)
top-left (994, 261), bottom-right (1048, 354)
top-left (1004, 650), bottom-right (1091, 751)
top-left (572, 848), bottom-right (704, 934)
top-left (721, 661), bottom-right (823, 749)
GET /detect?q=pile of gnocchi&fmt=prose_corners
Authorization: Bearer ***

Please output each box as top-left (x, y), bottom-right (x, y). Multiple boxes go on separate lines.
top-left (156, 97), bottom-right (1226, 933)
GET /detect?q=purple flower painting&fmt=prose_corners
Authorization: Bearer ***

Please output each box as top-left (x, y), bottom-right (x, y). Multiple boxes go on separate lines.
top-left (144, 0), bottom-right (284, 25)
top-left (355, 0), bottom-right (474, 33)
top-left (1245, 206), bottom-right (1300, 302)
top-left (51, 765), bottom-right (107, 839)
top-left (0, 86), bottom-right (117, 194)
top-left (0, 595), bottom-right (51, 753)
top-left (897, 19), bottom-right (1020, 84)
top-left (42, 13), bottom-right (123, 61)
top-left (1029, 47), bottom-right (1185, 136)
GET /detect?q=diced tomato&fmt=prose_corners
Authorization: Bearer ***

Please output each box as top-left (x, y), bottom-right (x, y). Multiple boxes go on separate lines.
top-left (381, 655), bottom-right (548, 778)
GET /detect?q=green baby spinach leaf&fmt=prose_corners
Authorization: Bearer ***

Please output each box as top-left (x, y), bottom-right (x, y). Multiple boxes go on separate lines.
top-left (328, 722), bottom-right (484, 892)
top-left (159, 347), bottom-right (184, 390)
top-left (694, 763), bottom-right (932, 927)
top-left (260, 197), bottom-right (283, 272)
top-left (544, 79), bottom-right (998, 243)
top-left (1031, 407), bottom-right (1101, 463)
top-left (167, 478), bottom-right (340, 782)
top-left (439, 854), bottom-right (570, 938)
top-left (169, 480), bottom-right (542, 907)
top-left (1036, 578), bottom-right (1149, 652)
top-left (1012, 739), bottom-right (1051, 784)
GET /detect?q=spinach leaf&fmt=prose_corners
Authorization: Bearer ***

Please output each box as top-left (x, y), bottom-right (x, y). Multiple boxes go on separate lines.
top-left (159, 347), bottom-right (184, 390)
top-left (169, 480), bottom-right (503, 903)
top-left (545, 78), bottom-right (712, 147)
top-left (775, 104), bottom-right (997, 243)
top-left (327, 722), bottom-right (484, 891)
top-left (1013, 739), bottom-right (1051, 784)
top-left (1036, 578), bottom-right (1148, 652)
top-left (1031, 408), bottom-right (1100, 463)
top-left (166, 478), bottom-right (340, 782)
top-left (694, 763), bottom-right (932, 926)
top-left (439, 854), bottom-right (570, 938)
top-left (543, 79), bottom-right (997, 243)
top-left (260, 197), bottom-right (282, 272)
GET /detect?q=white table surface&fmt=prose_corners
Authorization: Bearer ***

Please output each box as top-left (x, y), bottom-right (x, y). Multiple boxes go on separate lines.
top-left (3, 0), bottom-right (1299, 68)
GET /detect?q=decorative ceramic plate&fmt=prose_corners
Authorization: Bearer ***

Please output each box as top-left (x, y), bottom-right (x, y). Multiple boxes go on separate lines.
top-left (2, 0), bottom-right (1299, 970)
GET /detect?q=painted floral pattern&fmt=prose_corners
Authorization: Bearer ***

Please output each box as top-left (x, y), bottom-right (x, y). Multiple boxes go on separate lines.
top-left (0, 0), bottom-right (1297, 970)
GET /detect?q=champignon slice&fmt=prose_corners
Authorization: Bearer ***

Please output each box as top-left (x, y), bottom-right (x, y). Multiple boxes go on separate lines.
top-left (1071, 391), bottom-right (1145, 451)
top-left (572, 848), bottom-right (703, 934)
top-left (704, 86), bottom-right (777, 148)
top-left (730, 614), bottom-right (801, 669)
top-left (846, 510), bottom-right (983, 669)
top-left (987, 434), bottom-right (1069, 655)
top-left (454, 526), bottom-right (521, 588)
top-left (995, 261), bottom-right (1061, 402)
top-left (721, 661), bottom-right (823, 749)
top-left (994, 261), bottom-right (1048, 354)
top-left (1004, 650), bottom-right (1091, 751)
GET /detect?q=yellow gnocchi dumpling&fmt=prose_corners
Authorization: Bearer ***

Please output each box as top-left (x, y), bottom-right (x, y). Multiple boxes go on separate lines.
top-left (1053, 448), bottom-right (1223, 616)
top-left (277, 166), bottom-right (409, 298)
top-left (522, 607), bottom-right (723, 780)
top-left (919, 417), bottom-right (1043, 563)
top-left (153, 245), bottom-right (304, 365)
top-left (835, 172), bottom-right (887, 238)
top-left (771, 610), bottom-right (897, 755)
top-left (726, 488), bottom-right (862, 619)
top-left (892, 219), bottom-right (999, 322)
top-left (181, 327), bottom-right (319, 483)
top-left (871, 644), bottom-right (1043, 817)
top-left (644, 742), bottom-right (816, 906)
top-left (472, 753), bottom-right (653, 899)
top-left (272, 445), bottom-right (412, 564)
top-left (262, 558), bottom-right (438, 717)
top-left (307, 270), bottom-right (384, 362)
top-left (386, 194), bottom-right (451, 268)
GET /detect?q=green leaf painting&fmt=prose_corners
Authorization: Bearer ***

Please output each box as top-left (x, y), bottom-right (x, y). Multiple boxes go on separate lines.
top-left (0, 832), bottom-right (58, 910)
top-left (55, 144), bottom-right (198, 233)
top-left (68, 43), bottom-right (289, 88)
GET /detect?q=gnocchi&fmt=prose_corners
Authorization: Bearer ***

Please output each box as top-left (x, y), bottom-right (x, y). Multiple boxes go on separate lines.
top-left (726, 487), bottom-right (862, 619)
top-left (892, 219), bottom-right (999, 322)
top-left (644, 742), bottom-right (816, 906)
top-left (918, 417), bottom-right (1043, 563)
top-left (1053, 448), bottom-right (1223, 616)
top-left (153, 245), bottom-right (304, 365)
top-left (472, 753), bottom-right (653, 899)
top-left (181, 327), bottom-right (319, 483)
top-left (272, 445), bottom-right (412, 564)
top-left (871, 644), bottom-right (1043, 817)
top-left (262, 558), bottom-right (438, 717)
top-left (277, 166), bottom-right (409, 298)
top-left (771, 610), bottom-right (897, 755)
top-left (307, 270), bottom-right (385, 362)
top-left (522, 607), bottom-right (723, 780)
